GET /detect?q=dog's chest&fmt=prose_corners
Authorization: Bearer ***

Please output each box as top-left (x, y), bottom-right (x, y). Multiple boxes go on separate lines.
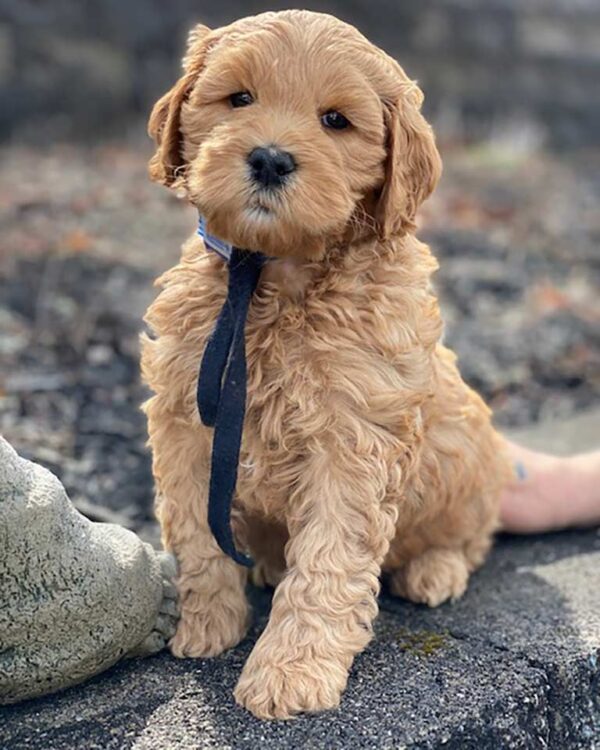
top-left (184, 245), bottom-right (439, 517)
top-left (235, 277), bottom-right (344, 515)
top-left (232, 259), bottom-right (419, 516)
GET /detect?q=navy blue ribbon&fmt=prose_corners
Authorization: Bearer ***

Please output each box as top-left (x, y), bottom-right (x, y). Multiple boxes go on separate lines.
top-left (197, 247), bottom-right (266, 566)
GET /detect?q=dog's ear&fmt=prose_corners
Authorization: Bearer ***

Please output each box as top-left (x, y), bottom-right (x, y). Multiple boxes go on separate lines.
top-left (375, 87), bottom-right (442, 240)
top-left (147, 23), bottom-right (212, 188)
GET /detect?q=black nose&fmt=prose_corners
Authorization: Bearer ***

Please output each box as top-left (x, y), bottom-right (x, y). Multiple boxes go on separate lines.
top-left (247, 146), bottom-right (296, 189)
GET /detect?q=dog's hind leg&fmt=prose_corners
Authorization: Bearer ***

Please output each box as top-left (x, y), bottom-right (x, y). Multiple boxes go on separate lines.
top-left (389, 545), bottom-right (479, 607)
top-left (145, 399), bottom-right (250, 658)
top-left (246, 515), bottom-right (288, 589)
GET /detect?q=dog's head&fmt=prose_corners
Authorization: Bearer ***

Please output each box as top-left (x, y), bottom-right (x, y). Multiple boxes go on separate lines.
top-left (148, 10), bottom-right (441, 259)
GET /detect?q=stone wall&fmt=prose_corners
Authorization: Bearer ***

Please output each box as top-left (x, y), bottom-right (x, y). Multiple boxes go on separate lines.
top-left (0, 0), bottom-right (598, 147)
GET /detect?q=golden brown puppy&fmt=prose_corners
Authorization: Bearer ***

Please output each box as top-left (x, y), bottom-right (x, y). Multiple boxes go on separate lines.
top-left (142, 10), bottom-right (512, 719)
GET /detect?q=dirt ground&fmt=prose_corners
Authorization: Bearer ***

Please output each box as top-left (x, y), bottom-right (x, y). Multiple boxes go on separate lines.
top-left (1, 140), bottom-right (598, 531)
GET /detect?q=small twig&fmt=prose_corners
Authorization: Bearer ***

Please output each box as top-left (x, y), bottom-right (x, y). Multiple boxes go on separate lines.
top-left (33, 254), bottom-right (62, 336)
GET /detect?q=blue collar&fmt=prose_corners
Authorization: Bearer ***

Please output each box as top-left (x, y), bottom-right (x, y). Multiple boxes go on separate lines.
top-left (196, 215), bottom-right (266, 567)
top-left (197, 214), bottom-right (232, 261)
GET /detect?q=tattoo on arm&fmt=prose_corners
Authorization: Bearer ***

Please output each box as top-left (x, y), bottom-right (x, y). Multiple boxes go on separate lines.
top-left (515, 461), bottom-right (528, 481)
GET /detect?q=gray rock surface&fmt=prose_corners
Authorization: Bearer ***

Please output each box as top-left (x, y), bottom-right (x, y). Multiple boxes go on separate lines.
top-left (508, 409), bottom-right (600, 456)
top-left (0, 529), bottom-right (598, 749)
top-left (0, 437), bottom-right (177, 704)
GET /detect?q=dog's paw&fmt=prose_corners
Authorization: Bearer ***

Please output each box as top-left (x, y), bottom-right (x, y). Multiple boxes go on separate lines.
top-left (170, 591), bottom-right (249, 658)
top-left (390, 548), bottom-right (469, 608)
top-left (234, 643), bottom-right (347, 719)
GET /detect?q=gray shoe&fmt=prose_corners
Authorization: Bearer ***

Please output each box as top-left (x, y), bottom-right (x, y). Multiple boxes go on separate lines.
top-left (0, 436), bottom-right (178, 704)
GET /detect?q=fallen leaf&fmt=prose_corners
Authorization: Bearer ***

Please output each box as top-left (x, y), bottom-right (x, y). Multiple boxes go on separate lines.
top-left (63, 229), bottom-right (94, 253)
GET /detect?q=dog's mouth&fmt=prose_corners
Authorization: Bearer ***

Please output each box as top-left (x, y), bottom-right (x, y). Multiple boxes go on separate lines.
top-left (248, 201), bottom-right (272, 216)
top-left (244, 193), bottom-right (277, 222)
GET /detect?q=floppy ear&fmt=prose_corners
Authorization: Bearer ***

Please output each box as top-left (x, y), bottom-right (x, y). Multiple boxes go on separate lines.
top-left (147, 24), bottom-right (212, 188)
top-left (375, 88), bottom-right (442, 239)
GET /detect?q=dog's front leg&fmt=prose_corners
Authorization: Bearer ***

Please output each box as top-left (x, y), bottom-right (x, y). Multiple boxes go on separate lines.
top-left (235, 450), bottom-right (397, 719)
top-left (147, 412), bottom-right (249, 658)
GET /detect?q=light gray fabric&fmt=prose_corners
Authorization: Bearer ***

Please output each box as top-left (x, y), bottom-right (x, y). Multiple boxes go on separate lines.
top-left (0, 436), bottom-right (177, 704)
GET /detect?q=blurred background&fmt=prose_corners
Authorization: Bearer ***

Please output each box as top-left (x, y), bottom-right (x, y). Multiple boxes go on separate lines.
top-left (0, 1), bottom-right (598, 538)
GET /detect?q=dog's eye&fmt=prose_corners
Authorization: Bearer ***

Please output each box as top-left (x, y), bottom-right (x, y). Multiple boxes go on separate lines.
top-left (229, 91), bottom-right (254, 108)
top-left (321, 110), bottom-right (351, 130)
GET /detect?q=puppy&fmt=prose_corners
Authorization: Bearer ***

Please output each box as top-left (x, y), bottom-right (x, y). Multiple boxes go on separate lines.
top-left (141, 10), bottom-right (512, 719)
